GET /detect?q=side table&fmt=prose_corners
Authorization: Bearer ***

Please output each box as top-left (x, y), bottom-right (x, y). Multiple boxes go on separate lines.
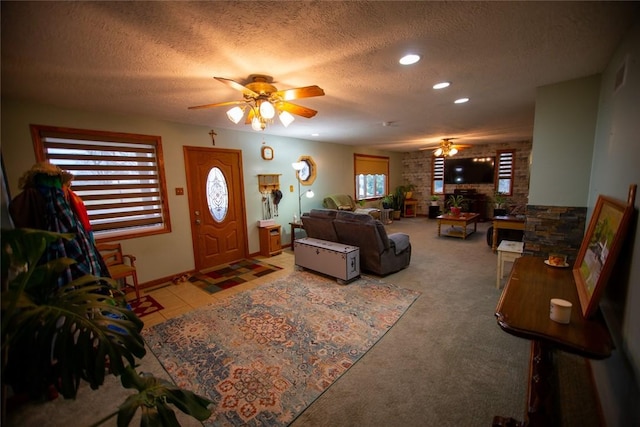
top-left (496, 240), bottom-right (524, 289)
top-left (380, 208), bottom-right (393, 224)
top-left (403, 199), bottom-right (418, 217)
top-left (289, 222), bottom-right (304, 251)
top-left (492, 215), bottom-right (525, 251)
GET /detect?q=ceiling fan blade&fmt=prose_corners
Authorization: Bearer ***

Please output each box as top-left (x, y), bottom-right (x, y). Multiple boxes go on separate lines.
top-left (273, 85), bottom-right (325, 101)
top-left (277, 101), bottom-right (318, 118)
top-left (188, 100), bottom-right (245, 110)
top-left (214, 77), bottom-right (259, 98)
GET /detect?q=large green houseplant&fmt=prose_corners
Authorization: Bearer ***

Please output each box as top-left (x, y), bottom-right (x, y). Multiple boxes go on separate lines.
top-left (393, 184), bottom-right (416, 219)
top-left (1, 228), bottom-right (212, 426)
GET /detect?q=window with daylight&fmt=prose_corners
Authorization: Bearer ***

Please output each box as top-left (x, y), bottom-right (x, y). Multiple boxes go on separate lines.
top-left (432, 157), bottom-right (445, 194)
top-left (354, 154), bottom-right (389, 200)
top-left (496, 149), bottom-right (515, 195)
top-left (31, 125), bottom-right (171, 240)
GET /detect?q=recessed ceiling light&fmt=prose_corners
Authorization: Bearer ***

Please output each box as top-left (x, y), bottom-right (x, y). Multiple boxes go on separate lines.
top-left (454, 98), bottom-right (469, 104)
top-left (399, 54), bottom-right (421, 65)
top-left (433, 82), bottom-right (451, 89)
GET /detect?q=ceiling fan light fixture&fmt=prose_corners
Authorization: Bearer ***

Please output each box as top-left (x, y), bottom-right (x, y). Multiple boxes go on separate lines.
top-left (251, 116), bottom-right (264, 131)
top-left (226, 106), bottom-right (245, 124)
top-left (434, 148), bottom-right (443, 157)
top-left (449, 147), bottom-right (458, 156)
top-left (279, 111), bottom-right (295, 127)
top-left (399, 54), bottom-right (421, 65)
top-left (259, 100), bottom-right (275, 119)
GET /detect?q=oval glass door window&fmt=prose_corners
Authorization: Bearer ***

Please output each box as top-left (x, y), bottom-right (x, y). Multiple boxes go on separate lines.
top-left (206, 167), bottom-right (229, 222)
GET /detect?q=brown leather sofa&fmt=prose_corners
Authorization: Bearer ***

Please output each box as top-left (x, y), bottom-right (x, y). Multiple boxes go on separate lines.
top-left (301, 209), bottom-right (411, 276)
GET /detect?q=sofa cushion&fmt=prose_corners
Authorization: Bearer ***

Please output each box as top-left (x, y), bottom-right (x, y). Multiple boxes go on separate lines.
top-left (301, 209), bottom-right (339, 242)
top-left (389, 233), bottom-right (411, 254)
top-left (335, 210), bottom-right (375, 223)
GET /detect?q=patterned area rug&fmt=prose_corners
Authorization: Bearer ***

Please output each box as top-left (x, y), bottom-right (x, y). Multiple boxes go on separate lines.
top-left (190, 258), bottom-right (283, 294)
top-left (143, 271), bottom-right (420, 426)
top-left (129, 295), bottom-right (164, 318)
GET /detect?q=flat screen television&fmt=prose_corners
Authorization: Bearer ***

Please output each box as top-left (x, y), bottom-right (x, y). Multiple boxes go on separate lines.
top-left (444, 157), bottom-right (495, 184)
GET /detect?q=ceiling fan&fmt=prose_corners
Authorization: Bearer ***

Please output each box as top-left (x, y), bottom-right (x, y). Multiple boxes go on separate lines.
top-left (188, 75), bottom-right (325, 131)
top-left (425, 138), bottom-right (471, 157)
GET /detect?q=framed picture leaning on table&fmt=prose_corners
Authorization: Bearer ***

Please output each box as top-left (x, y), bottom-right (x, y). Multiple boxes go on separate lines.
top-left (573, 184), bottom-right (636, 318)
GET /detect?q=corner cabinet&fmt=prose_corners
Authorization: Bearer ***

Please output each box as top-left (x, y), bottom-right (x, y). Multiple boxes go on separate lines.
top-left (259, 225), bottom-right (282, 257)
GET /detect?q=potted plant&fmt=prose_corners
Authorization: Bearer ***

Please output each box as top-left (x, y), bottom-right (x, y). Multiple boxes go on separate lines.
top-left (430, 195), bottom-right (439, 206)
top-left (1, 228), bottom-right (213, 426)
top-left (393, 184), bottom-right (416, 219)
top-left (447, 194), bottom-right (465, 216)
top-left (381, 194), bottom-right (394, 210)
top-left (391, 193), bottom-right (402, 220)
top-left (494, 191), bottom-right (507, 209)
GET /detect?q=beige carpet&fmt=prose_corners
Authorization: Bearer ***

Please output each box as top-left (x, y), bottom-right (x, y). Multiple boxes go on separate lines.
top-left (6, 218), bottom-right (598, 426)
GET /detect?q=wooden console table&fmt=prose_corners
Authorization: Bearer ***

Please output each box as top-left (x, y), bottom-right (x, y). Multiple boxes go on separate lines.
top-left (494, 256), bottom-right (612, 427)
top-left (492, 215), bottom-right (526, 251)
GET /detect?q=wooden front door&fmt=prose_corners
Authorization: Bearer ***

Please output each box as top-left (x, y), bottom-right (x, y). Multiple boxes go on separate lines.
top-left (184, 146), bottom-right (248, 270)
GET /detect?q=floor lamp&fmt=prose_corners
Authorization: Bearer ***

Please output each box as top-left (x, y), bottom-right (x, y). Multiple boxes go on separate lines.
top-left (292, 161), bottom-right (314, 222)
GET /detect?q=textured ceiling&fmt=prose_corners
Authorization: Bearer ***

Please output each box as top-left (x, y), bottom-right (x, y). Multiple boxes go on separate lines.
top-left (2, 1), bottom-right (638, 151)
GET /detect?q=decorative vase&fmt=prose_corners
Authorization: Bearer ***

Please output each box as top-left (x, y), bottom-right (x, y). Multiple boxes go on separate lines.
top-left (450, 207), bottom-right (461, 216)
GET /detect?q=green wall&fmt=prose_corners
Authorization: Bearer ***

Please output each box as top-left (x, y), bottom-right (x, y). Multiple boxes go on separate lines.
top-left (1, 98), bottom-right (402, 283)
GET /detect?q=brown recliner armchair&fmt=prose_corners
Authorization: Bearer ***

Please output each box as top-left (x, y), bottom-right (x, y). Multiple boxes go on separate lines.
top-left (301, 209), bottom-right (411, 276)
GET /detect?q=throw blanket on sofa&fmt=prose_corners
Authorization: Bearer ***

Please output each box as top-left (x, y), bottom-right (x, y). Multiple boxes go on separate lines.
top-left (323, 194), bottom-right (356, 210)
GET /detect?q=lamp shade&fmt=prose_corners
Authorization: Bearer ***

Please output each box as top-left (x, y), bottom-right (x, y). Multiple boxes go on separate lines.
top-left (434, 148), bottom-right (443, 157)
top-left (292, 161), bottom-right (305, 171)
top-left (279, 111), bottom-right (295, 127)
top-left (449, 148), bottom-right (458, 156)
top-left (226, 106), bottom-right (245, 124)
top-left (259, 100), bottom-right (275, 119)
top-left (305, 190), bottom-right (314, 198)
top-left (251, 116), bottom-right (263, 131)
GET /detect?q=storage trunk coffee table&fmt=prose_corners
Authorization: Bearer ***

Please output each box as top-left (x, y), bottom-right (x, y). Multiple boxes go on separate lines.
top-left (436, 213), bottom-right (480, 239)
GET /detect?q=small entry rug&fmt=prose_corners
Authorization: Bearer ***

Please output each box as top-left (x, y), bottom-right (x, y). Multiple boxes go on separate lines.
top-left (129, 295), bottom-right (164, 318)
top-left (189, 258), bottom-right (283, 294)
top-left (143, 271), bottom-right (420, 426)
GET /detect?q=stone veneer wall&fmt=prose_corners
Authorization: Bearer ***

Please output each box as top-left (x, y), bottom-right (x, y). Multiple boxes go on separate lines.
top-left (402, 140), bottom-right (532, 217)
top-left (524, 205), bottom-right (587, 262)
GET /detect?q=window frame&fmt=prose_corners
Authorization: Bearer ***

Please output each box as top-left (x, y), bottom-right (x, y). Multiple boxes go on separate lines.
top-left (432, 156), bottom-right (445, 194)
top-left (496, 149), bottom-right (515, 196)
top-left (31, 124), bottom-right (172, 241)
top-left (354, 154), bottom-right (389, 201)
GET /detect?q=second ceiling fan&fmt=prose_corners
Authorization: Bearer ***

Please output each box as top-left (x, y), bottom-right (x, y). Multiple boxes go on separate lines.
top-left (188, 75), bottom-right (325, 131)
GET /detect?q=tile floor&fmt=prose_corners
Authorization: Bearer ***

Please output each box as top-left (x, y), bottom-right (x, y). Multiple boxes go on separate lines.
top-left (127, 252), bottom-right (296, 329)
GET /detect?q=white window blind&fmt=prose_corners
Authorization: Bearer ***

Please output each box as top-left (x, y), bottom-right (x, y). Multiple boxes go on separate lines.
top-left (432, 157), bottom-right (444, 194)
top-left (31, 125), bottom-right (171, 239)
top-left (496, 149), bottom-right (515, 195)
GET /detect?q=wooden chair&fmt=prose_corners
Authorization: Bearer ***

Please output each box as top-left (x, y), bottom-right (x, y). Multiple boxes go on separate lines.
top-left (96, 242), bottom-right (140, 300)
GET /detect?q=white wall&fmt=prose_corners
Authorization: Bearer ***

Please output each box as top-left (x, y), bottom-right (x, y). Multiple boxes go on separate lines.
top-left (529, 74), bottom-right (601, 207)
top-left (588, 20), bottom-right (640, 426)
top-left (1, 98), bottom-right (402, 283)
